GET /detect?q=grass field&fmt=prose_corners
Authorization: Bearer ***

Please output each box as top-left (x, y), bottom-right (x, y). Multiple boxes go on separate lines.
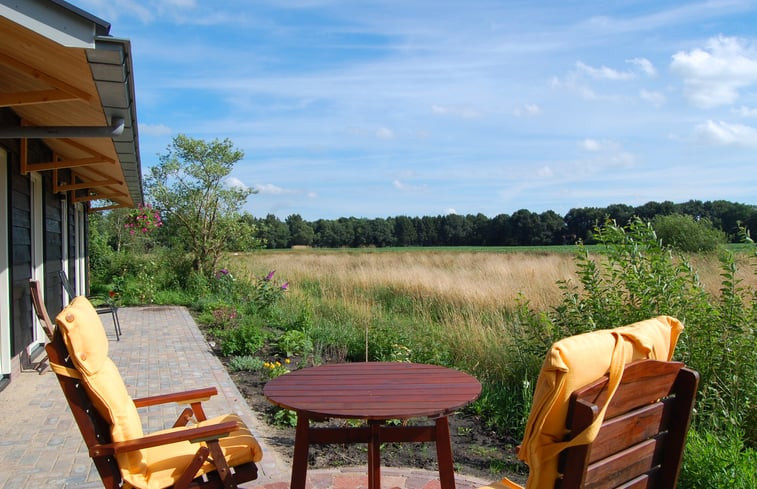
top-left (233, 246), bottom-right (756, 312)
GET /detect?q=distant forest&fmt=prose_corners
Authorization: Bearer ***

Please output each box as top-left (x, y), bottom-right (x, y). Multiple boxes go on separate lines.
top-left (249, 200), bottom-right (757, 249)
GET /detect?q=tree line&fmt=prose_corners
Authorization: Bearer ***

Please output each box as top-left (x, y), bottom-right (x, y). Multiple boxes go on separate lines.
top-left (250, 200), bottom-right (756, 249)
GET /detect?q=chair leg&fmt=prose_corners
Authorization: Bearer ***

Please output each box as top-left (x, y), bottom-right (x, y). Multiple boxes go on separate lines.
top-left (109, 308), bottom-right (120, 341)
top-left (112, 307), bottom-right (122, 337)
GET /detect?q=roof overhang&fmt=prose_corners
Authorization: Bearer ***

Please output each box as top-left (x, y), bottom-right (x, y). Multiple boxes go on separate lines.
top-left (0, 0), bottom-right (142, 210)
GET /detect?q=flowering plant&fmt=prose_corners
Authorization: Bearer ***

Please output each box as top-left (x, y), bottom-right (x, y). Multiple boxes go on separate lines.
top-left (124, 203), bottom-right (162, 235)
top-left (252, 270), bottom-right (288, 313)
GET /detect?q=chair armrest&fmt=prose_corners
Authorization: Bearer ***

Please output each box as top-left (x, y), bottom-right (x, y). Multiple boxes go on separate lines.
top-left (133, 387), bottom-right (218, 407)
top-left (89, 420), bottom-right (239, 457)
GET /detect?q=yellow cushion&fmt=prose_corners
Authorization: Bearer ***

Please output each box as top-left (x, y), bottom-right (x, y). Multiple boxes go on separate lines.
top-left (139, 414), bottom-right (263, 489)
top-left (56, 297), bottom-right (148, 480)
top-left (56, 297), bottom-right (263, 489)
top-left (516, 315), bottom-right (683, 489)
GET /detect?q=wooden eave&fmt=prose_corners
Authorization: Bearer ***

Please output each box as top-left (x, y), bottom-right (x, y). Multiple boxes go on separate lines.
top-left (0, 13), bottom-right (138, 209)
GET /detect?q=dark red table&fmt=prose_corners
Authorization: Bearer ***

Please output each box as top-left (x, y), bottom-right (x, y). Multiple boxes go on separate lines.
top-left (263, 362), bottom-right (482, 489)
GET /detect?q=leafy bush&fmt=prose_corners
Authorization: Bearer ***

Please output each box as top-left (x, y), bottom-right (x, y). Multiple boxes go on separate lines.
top-left (510, 218), bottom-right (755, 485)
top-left (679, 427), bottom-right (756, 489)
top-left (653, 214), bottom-right (726, 252)
top-left (228, 355), bottom-right (265, 372)
top-left (277, 329), bottom-right (314, 358)
top-left (218, 320), bottom-right (267, 356)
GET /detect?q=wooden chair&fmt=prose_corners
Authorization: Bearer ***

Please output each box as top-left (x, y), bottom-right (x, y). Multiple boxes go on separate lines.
top-left (29, 280), bottom-right (54, 340)
top-left (58, 269), bottom-right (122, 340)
top-left (46, 296), bottom-right (262, 489)
top-left (480, 359), bottom-right (698, 489)
top-left (558, 359), bottom-right (699, 489)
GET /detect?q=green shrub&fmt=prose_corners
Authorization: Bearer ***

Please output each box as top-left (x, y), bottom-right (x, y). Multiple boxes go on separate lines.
top-left (679, 427), bottom-right (756, 489)
top-left (227, 355), bottom-right (265, 372)
top-left (653, 214), bottom-right (727, 252)
top-left (219, 320), bottom-right (267, 356)
top-left (277, 329), bottom-right (314, 357)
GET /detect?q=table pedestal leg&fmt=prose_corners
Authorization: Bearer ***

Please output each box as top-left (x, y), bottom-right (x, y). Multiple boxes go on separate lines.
top-left (368, 421), bottom-right (381, 489)
top-left (435, 416), bottom-right (456, 489)
top-left (291, 414), bottom-right (310, 489)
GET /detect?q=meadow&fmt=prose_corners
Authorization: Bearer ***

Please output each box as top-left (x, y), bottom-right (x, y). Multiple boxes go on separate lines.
top-left (213, 228), bottom-right (755, 488)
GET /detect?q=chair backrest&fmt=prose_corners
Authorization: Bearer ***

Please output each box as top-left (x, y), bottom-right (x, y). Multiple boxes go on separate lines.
top-left (58, 269), bottom-right (76, 300)
top-left (29, 280), bottom-right (54, 340)
top-left (45, 301), bottom-right (123, 489)
top-left (558, 359), bottom-right (699, 489)
top-left (517, 316), bottom-right (684, 489)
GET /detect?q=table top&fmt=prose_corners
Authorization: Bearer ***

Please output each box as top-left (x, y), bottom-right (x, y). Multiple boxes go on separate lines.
top-left (263, 362), bottom-right (482, 420)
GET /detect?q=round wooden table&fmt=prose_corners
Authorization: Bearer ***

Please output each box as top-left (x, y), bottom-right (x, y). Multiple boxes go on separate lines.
top-left (264, 362), bottom-right (482, 489)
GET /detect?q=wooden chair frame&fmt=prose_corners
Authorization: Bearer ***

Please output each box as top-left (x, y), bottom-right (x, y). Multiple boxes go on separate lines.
top-left (558, 359), bottom-right (699, 489)
top-left (45, 322), bottom-right (258, 488)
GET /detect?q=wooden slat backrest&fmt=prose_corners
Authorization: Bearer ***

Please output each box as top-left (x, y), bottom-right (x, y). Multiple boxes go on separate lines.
top-left (558, 359), bottom-right (699, 489)
top-left (44, 330), bottom-right (122, 489)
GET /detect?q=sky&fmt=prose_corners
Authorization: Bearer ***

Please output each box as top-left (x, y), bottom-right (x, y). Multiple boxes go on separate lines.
top-left (77, 0), bottom-right (757, 221)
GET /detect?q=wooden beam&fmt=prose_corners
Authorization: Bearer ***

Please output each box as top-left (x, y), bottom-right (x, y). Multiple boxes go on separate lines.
top-left (25, 156), bottom-right (107, 172)
top-left (71, 191), bottom-right (126, 203)
top-left (56, 177), bottom-right (122, 191)
top-left (89, 203), bottom-right (129, 213)
top-left (0, 52), bottom-right (92, 103)
top-left (0, 88), bottom-right (79, 107)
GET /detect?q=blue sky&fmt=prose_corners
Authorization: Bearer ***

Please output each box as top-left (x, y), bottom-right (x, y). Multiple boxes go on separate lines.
top-left (79, 0), bottom-right (757, 220)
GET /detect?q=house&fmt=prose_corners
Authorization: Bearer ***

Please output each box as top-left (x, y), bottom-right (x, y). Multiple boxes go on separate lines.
top-left (0, 0), bottom-right (142, 389)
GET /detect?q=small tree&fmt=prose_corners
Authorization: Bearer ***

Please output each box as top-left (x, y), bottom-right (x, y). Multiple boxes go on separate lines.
top-left (652, 213), bottom-right (726, 252)
top-left (146, 134), bottom-right (255, 277)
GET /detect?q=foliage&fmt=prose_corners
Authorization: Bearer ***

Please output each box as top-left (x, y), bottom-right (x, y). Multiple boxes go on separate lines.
top-left (247, 199), bottom-right (756, 249)
top-left (250, 270), bottom-right (288, 315)
top-left (218, 320), bottom-right (267, 356)
top-left (678, 427), bottom-right (756, 489)
top-left (227, 355), bottom-right (265, 372)
top-left (277, 329), bottom-right (314, 358)
top-left (145, 134), bottom-right (256, 277)
top-left (652, 213), bottom-right (727, 252)
top-left (124, 203), bottom-right (163, 236)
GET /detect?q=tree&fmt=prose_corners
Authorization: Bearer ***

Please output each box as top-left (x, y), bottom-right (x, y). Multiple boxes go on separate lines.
top-left (652, 214), bottom-right (727, 252)
top-left (259, 214), bottom-right (290, 248)
top-left (286, 214), bottom-right (314, 246)
top-left (145, 134), bottom-right (254, 277)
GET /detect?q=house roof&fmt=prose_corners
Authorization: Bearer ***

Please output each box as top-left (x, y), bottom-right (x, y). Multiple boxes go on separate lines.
top-left (0, 0), bottom-right (142, 209)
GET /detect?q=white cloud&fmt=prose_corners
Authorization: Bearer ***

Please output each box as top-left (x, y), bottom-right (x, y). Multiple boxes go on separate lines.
top-left (694, 120), bottom-right (757, 147)
top-left (225, 176), bottom-right (248, 190)
top-left (254, 183), bottom-right (292, 195)
top-left (627, 57), bottom-right (657, 76)
top-left (445, 208), bottom-right (457, 215)
top-left (393, 179), bottom-right (427, 192)
top-left (576, 61), bottom-right (635, 80)
top-left (733, 105), bottom-right (757, 117)
top-left (671, 35), bottom-right (757, 108)
top-left (139, 122), bottom-right (173, 136)
top-left (581, 138), bottom-right (601, 151)
top-left (513, 103), bottom-right (541, 117)
top-left (640, 89), bottom-right (666, 107)
top-left (537, 166), bottom-right (554, 177)
top-left (376, 127), bottom-right (395, 139)
top-left (431, 104), bottom-right (481, 118)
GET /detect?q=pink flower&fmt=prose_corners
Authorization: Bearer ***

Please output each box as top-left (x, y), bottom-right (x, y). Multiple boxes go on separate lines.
top-left (280, 282), bottom-right (289, 291)
top-left (265, 270), bottom-right (275, 281)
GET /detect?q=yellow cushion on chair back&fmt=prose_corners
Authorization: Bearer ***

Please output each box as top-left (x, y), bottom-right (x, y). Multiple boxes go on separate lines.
top-left (56, 297), bottom-right (150, 486)
top-left (515, 315), bottom-right (683, 489)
